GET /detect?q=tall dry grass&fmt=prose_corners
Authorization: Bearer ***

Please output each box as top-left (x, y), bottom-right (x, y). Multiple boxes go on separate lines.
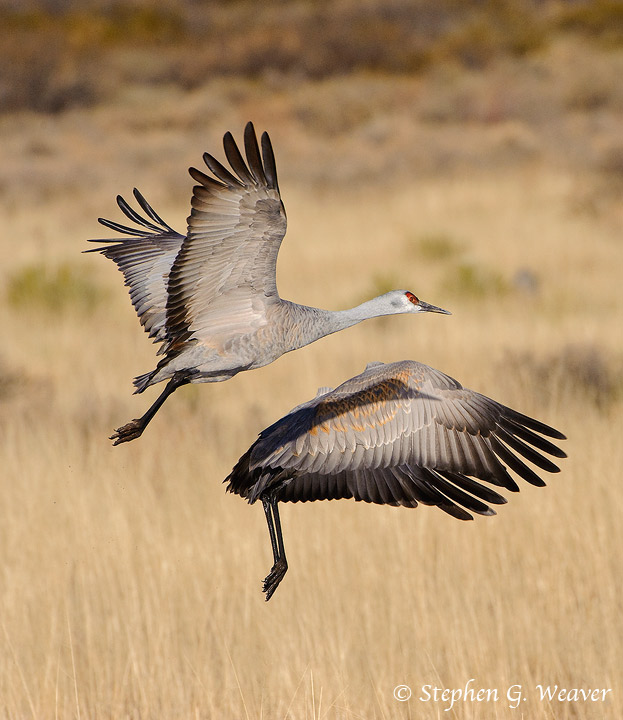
top-left (1, 158), bottom-right (621, 718)
top-left (1, 48), bottom-right (622, 717)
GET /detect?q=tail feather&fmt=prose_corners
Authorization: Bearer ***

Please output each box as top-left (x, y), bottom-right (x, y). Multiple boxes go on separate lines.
top-left (133, 370), bottom-right (156, 394)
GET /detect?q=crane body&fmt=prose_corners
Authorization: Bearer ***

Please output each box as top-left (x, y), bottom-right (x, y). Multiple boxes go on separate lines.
top-left (88, 124), bottom-right (448, 443)
top-left (225, 360), bottom-right (567, 600)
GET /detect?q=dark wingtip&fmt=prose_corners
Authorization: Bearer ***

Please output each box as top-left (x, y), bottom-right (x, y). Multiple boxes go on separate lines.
top-left (260, 130), bottom-right (279, 191)
top-left (243, 122), bottom-right (257, 152)
top-left (536, 425), bottom-right (567, 442)
top-left (189, 165), bottom-right (211, 185)
top-left (508, 409), bottom-right (567, 440)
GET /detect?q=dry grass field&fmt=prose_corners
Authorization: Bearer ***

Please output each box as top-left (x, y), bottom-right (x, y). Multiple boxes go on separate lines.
top-left (1, 3), bottom-right (623, 718)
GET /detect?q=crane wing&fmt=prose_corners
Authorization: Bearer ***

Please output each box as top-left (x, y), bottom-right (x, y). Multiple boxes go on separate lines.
top-left (164, 122), bottom-right (287, 352)
top-left (86, 189), bottom-right (185, 345)
top-left (226, 360), bottom-right (566, 520)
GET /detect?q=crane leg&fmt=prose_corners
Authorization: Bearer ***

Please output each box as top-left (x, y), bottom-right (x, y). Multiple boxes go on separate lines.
top-left (110, 373), bottom-right (190, 445)
top-left (261, 493), bottom-right (288, 601)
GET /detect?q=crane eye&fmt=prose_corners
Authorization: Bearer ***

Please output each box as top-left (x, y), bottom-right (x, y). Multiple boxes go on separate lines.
top-left (405, 292), bottom-right (419, 305)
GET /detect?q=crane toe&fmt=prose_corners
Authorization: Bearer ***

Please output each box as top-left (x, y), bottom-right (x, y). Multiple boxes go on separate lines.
top-left (263, 557), bottom-right (288, 601)
top-left (110, 419), bottom-right (146, 445)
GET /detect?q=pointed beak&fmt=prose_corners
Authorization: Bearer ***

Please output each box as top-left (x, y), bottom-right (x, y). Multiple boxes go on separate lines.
top-left (417, 299), bottom-right (451, 315)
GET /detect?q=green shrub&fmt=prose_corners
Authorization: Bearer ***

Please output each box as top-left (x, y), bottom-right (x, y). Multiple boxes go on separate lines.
top-left (413, 233), bottom-right (462, 262)
top-left (444, 262), bottom-right (510, 299)
top-left (7, 263), bottom-right (107, 315)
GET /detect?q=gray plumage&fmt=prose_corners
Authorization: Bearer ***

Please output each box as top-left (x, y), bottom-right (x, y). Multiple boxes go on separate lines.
top-left (87, 123), bottom-right (449, 444)
top-left (225, 360), bottom-right (567, 600)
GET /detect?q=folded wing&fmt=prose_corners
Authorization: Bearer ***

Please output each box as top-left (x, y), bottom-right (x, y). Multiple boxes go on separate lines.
top-left (226, 360), bottom-right (567, 520)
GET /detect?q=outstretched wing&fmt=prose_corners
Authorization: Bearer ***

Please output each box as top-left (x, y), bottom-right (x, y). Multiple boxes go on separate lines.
top-left (86, 189), bottom-right (185, 345)
top-left (164, 121), bottom-right (288, 351)
top-left (225, 360), bottom-right (566, 520)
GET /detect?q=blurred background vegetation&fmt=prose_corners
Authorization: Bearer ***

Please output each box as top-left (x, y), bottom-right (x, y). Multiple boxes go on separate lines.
top-left (1, 0), bottom-right (622, 113)
top-left (2, 0), bottom-right (623, 211)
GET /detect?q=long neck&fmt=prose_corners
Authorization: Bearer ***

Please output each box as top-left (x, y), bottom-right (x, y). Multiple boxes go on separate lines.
top-left (279, 297), bottom-right (391, 352)
top-left (330, 297), bottom-right (392, 332)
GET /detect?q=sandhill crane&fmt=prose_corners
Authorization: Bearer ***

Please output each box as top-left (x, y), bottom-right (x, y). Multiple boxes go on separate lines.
top-left (88, 123), bottom-right (449, 444)
top-left (225, 360), bottom-right (567, 600)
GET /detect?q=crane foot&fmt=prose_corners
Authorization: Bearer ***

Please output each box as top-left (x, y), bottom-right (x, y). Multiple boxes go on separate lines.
top-left (110, 419), bottom-right (145, 445)
top-left (263, 557), bottom-right (288, 601)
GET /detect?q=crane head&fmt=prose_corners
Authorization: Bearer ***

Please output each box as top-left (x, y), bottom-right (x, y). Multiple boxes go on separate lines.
top-left (403, 291), bottom-right (451, 315)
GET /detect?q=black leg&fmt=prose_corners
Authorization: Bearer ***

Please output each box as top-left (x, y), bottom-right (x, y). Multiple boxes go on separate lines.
top-left (111, 374), bottom-right (189, 445)
top-left (272, 497), bottom-right (287, 562)
top-left (261, 495), bottom-right (288, 601)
